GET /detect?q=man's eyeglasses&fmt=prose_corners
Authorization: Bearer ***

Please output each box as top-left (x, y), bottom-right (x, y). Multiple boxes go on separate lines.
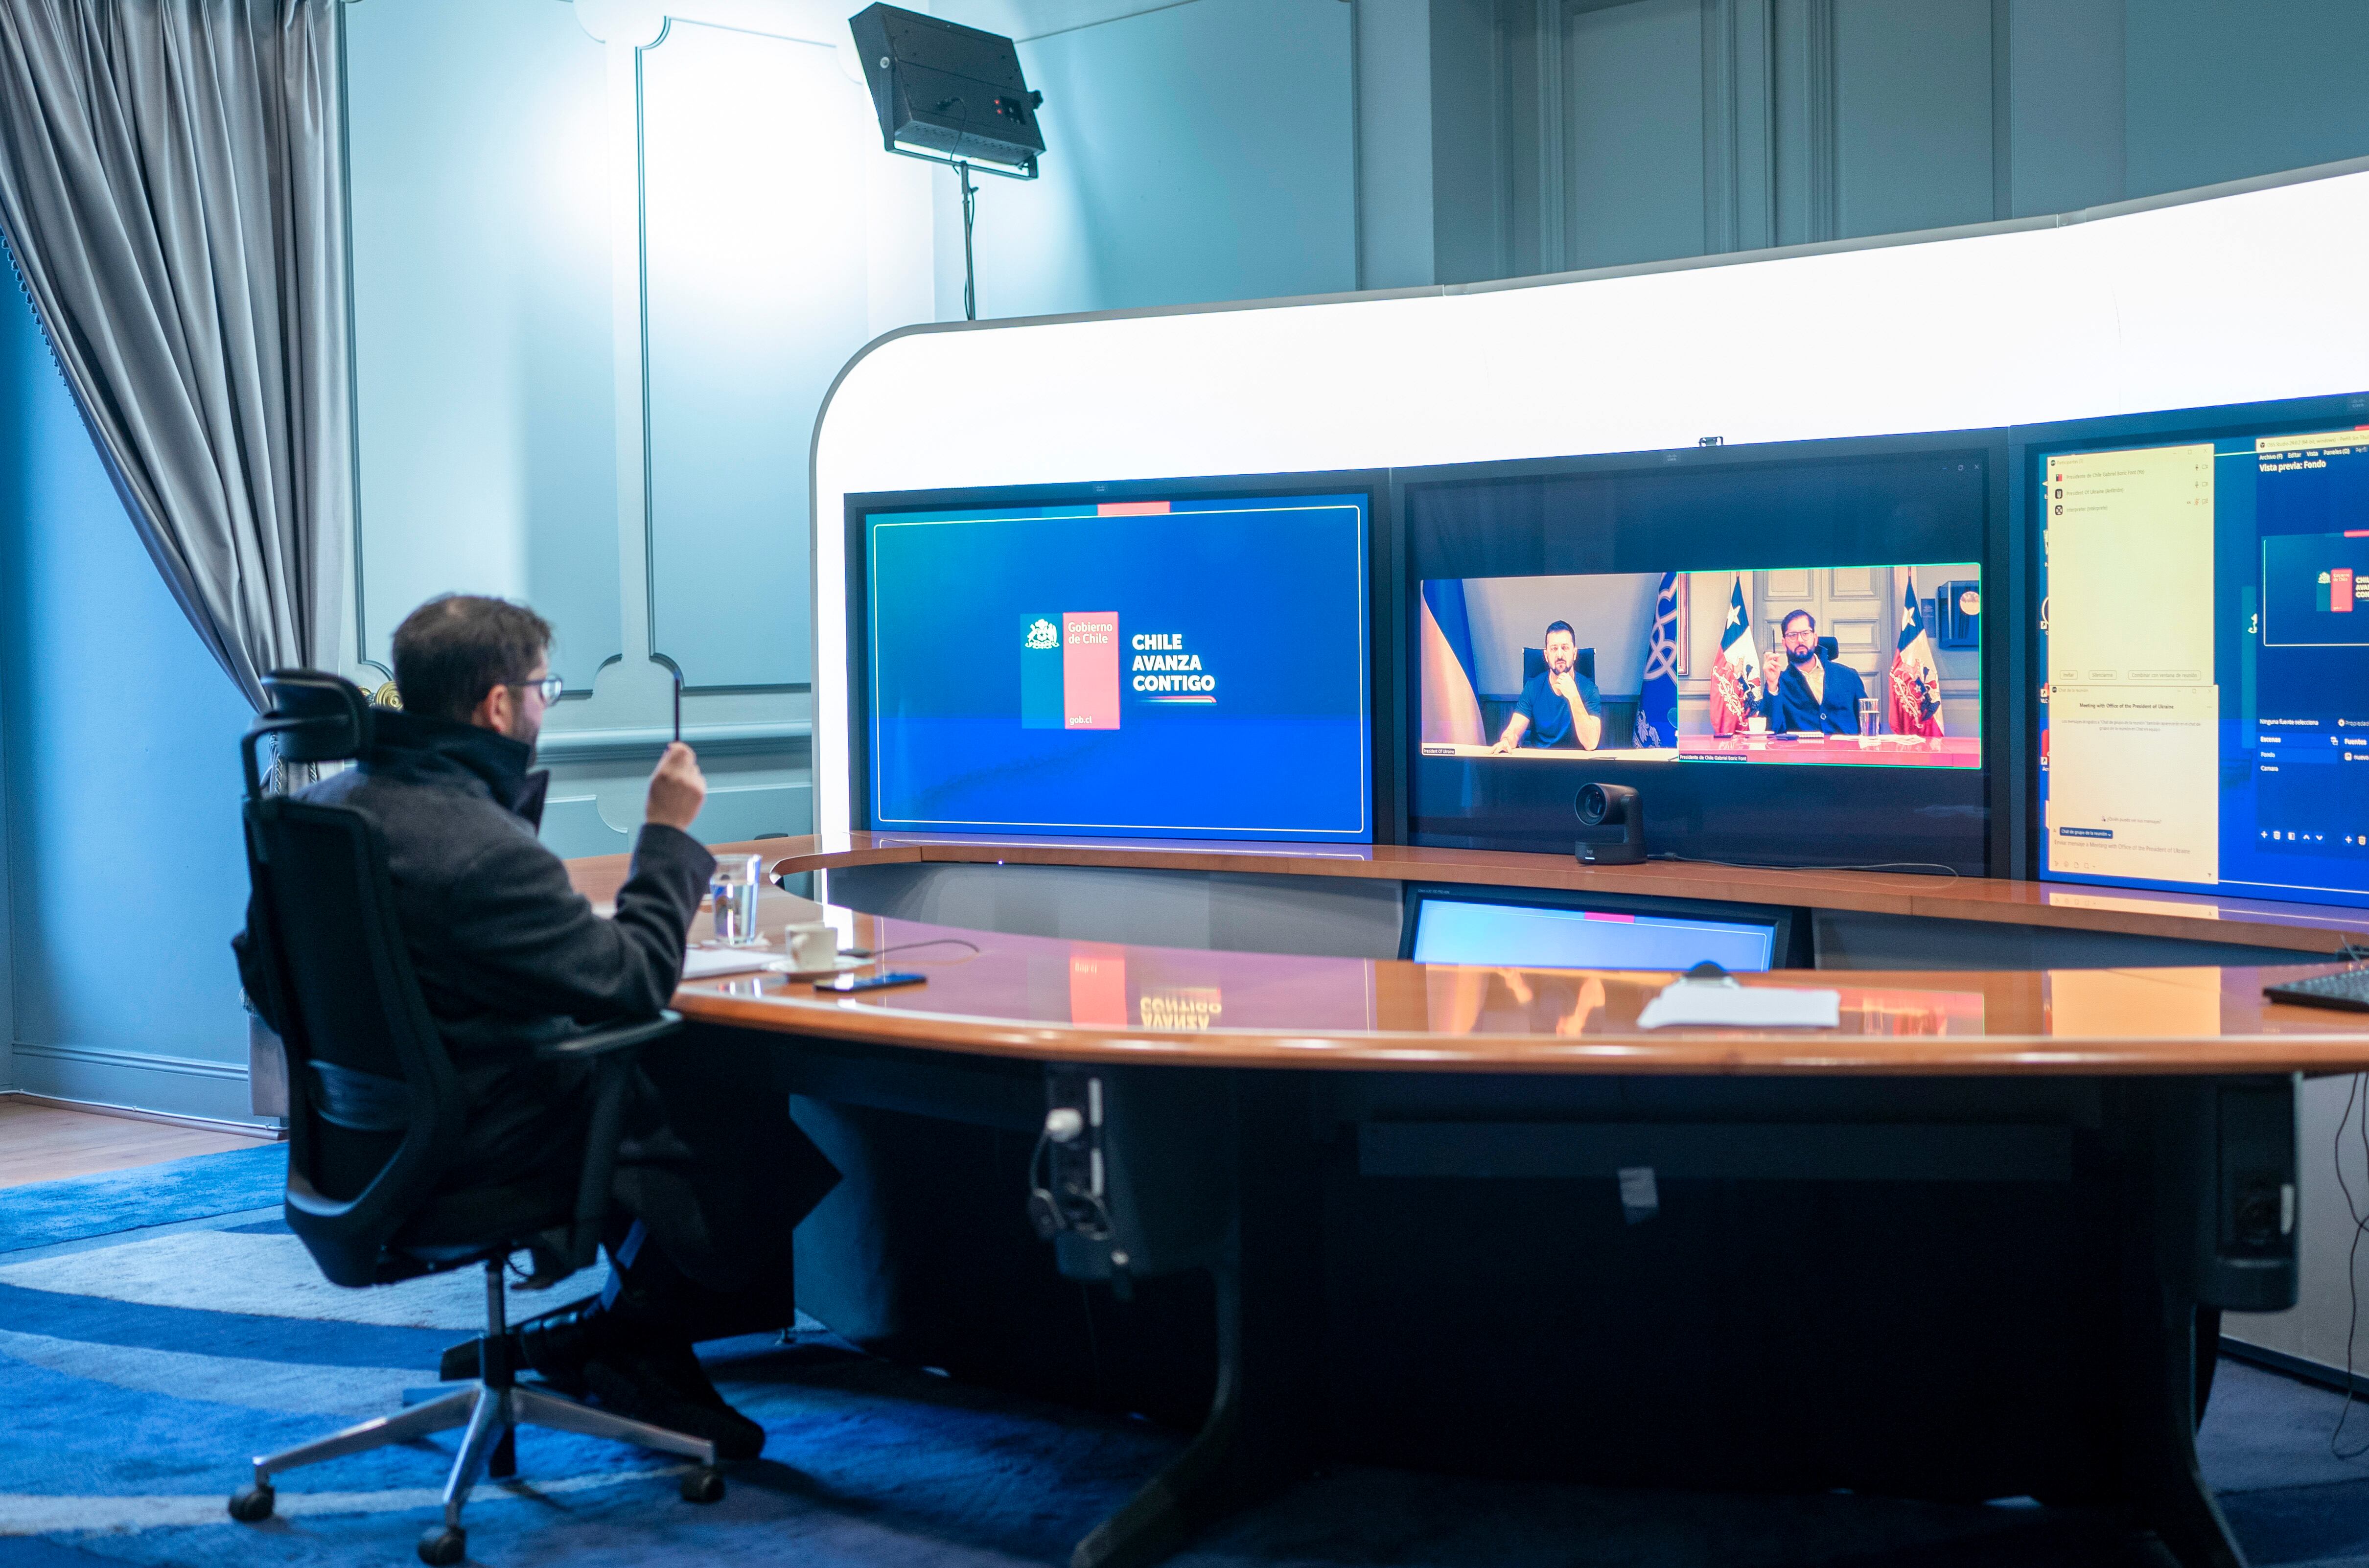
top-left (508, 675), bottom-right (564, 703)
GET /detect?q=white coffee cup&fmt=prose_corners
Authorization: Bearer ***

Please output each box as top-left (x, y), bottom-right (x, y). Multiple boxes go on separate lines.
top-left (783, 921), bottom-right (837, 970)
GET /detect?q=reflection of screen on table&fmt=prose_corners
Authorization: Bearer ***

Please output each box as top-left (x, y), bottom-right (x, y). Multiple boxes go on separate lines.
top-left (2041, 421), bottom-right (2369, 907)
top-left (863, 494), bottom-right (1371, 842)
top-left (1419, 563), bottom-right (1980, 769)
top-left (1411, 897), bottom-right (1775, 972)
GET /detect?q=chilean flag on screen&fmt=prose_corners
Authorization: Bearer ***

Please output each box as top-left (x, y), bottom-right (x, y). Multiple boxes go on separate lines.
top-left (1710, 576), bottom-right (1761, 736)
top-left (1063, 612), bottom-right (1121, 729)
top-left (1890, 574), bottom-right (1945, 738)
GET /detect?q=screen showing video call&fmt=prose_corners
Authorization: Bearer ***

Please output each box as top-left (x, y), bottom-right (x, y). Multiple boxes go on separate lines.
top-left (1420, 563), bottom-right (1980, 769)
top-left (2041, 420), bottom-right (2369, 908)
top-left (862, 493), bottom-right (1373, 843)
top-left (1407, 450), bottom-right (1991, 866)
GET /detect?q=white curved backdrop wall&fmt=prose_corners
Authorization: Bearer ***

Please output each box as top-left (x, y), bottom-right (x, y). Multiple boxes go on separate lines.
top-left (812, 160), bottom-right (2369, 835)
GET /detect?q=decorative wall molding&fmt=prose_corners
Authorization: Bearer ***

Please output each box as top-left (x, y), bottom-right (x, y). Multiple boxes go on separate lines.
top-left (8, 1042), bottom-right (263, 1127)
top-left (935, 0), bottom-right (1203, 44)
top-left (1535, 0), bottom-right (1568, 275)
top-left (536, 718), bottom-right (812, 762)
top-left (1800, 0), bottom-right (1835, 244)
top-left (1988, 0), bottom-right (2011, 221)
top-left (9, 1042), bottom-right (250, 1082)
top-left (1701, 0), bottom-right (1739, 254)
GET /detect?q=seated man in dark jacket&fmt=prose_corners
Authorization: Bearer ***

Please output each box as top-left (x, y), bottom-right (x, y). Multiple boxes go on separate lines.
top-left (237, 594), bottom-right (833, 1459)
top-left (1755, 608), bottom-right (1870, 735)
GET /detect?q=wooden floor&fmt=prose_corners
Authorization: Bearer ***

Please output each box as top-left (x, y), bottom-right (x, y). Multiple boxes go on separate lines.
top-left (0, 1096), bottom-right (273, 1189)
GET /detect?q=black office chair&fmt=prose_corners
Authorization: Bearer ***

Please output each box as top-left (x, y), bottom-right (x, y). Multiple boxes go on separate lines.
top-left (228, 672), bottom-right (720, 1567)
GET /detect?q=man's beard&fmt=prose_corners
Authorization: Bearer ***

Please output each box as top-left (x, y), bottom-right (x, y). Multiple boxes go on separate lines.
top-left (1788, 644), bottom-right (1817, 666)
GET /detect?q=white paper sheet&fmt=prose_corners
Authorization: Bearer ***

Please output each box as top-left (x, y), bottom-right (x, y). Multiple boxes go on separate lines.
top-left (681, 945), bottom-right (775, 978)
top-left (1636, 980), bottom-right (1841, 1031)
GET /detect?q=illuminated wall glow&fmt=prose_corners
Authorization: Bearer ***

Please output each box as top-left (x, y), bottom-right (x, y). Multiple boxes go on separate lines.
top-left (814, 161), bottom-right (2369, 834)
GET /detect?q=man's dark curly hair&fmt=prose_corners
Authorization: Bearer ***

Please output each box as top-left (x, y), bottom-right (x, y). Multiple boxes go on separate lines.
top-left (391, 595), bottom-right (554, 722)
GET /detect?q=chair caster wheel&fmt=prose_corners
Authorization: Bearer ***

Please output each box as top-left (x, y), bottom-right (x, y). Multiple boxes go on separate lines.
top-left (417, 1523), bottom-right (466, 1565)
top-left (228, 1483), bottom-right (275, 1522)
top-left (680, 1465), bottom-right (725, 1504)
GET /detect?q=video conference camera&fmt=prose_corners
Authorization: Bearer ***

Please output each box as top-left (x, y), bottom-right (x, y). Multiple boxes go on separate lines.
top-left (1574, 783), bottom-right (1645, 866)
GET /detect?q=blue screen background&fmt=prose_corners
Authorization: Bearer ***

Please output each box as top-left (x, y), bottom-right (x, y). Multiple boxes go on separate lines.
top-left (1411, 899), bottom-right (1775, 972)
top-left (865, 495), bottom-right (1371, 842)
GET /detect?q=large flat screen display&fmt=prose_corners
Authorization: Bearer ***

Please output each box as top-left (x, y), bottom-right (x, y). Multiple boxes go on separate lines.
top-left (2040, 416), bottom-right (2369, 907)
top-left (859, 493), bottom-right (1372, 842)
top-left (1420, 563), bottom-right (1979, 769)
top-left (1405, 446), bottom-right (1993, 869)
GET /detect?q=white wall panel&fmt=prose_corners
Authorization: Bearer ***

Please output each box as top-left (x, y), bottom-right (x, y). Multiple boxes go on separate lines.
top-left (346, 0), bottom-right (621, 690)
top-left (964, 0), bottom-right (1355, 320)
top-left (1832, 0), bottom-right (1994, 239)
top-left (642, 21), bottom-right (874, 690)
top-left (1565, 0), bottom-right (1706, 269)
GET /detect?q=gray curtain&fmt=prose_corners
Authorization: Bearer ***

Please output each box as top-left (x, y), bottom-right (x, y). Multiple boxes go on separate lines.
top-left (0, 0), bottom-right (348, 710)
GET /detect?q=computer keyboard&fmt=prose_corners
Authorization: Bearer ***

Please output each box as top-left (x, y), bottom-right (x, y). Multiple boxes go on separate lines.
top-left (2264, 967), bottom-right (2369, 1013)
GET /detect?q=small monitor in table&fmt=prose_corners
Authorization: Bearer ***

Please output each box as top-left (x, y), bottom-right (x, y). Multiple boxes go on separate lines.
top-left (1407, 894), bottom-right (1777, 973)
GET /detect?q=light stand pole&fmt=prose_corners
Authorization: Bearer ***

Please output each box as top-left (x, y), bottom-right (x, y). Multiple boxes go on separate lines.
top-left (955, 159), bottom-right (979, 322)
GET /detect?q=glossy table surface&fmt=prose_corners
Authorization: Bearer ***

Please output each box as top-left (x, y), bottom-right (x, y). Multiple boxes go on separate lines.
top-left (726, 831), bottom-right (2369, 956)
top-left (565, 836), bottom-right (2369, 1076)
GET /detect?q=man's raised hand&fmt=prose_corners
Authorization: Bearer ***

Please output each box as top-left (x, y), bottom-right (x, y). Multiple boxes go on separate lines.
top-left (646, 742), bottom-right (707, 831)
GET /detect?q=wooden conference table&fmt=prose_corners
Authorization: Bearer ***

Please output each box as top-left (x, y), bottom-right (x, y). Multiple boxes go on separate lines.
top-left (570, 834), bottom-right (2369, 1568)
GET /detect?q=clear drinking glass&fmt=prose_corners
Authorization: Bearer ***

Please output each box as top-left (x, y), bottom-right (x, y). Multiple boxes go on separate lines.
top-left (710, 854), bottom-right (763, 945)
top-left (1857, 696), bottom-right (1881, 747)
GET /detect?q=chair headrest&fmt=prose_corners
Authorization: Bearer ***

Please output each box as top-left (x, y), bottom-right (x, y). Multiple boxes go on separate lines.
top-left (259, 671), bottom-right (373, 763)
top-left (1817, 635), bottom-right (1839, 662)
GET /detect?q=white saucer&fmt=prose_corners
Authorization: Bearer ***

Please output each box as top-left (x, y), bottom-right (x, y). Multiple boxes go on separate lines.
top-left (762, 953), bottom-right (871, 981)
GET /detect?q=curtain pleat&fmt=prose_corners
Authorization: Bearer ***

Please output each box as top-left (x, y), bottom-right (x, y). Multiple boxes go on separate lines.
top-left (0, 0), bottom-right (349, 710)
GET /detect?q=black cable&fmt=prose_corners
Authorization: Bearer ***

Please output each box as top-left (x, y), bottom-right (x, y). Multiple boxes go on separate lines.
top-left (1646, 851), bottom-right (1961, 879)
top-left (2335, 1072), bottom-right (2369, 1458)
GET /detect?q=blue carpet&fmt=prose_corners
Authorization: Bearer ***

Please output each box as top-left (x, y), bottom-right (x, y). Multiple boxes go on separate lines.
top-left (0, 1145), bottom-right (286, 1254)
top-left (5, 1156), bottom-right (2369, 1566)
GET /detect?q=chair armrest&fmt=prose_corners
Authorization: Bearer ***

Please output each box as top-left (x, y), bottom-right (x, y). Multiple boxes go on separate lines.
top-left (544, 1013), bottom-right (677, 1275)
top-left (532, 1011), bottom-right (682, 1062)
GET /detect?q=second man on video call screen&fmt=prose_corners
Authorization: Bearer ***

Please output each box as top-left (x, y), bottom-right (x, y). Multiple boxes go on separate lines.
top-left (2041, 422), bottom-right (2369, 908)
top-left (1420, 564), bottom-right (1981, 769)
top-left (863, 494), bottom-right (1372, 843)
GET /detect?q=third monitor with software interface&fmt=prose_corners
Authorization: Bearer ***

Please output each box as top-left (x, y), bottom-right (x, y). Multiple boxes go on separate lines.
top-left (2040, 402), bottom-right (2369, 909)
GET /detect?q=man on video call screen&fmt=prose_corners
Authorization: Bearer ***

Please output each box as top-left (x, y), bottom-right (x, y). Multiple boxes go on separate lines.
top-left (1758, 609), bottom-right (1868, 734)
top-left (1490, 620), bottom-right (1603, 751)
